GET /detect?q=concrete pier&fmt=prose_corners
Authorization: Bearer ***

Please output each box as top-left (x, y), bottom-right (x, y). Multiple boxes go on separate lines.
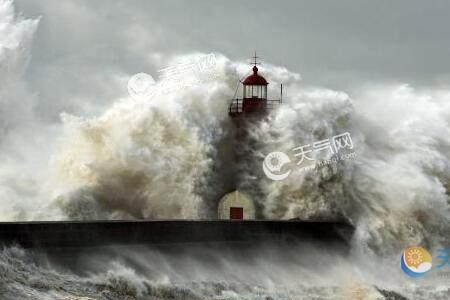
top-left (0, 220), bottom-right (353, 249)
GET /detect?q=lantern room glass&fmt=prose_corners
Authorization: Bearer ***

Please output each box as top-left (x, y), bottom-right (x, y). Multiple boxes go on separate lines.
top-left (244, 85), bottom-right (267, 98)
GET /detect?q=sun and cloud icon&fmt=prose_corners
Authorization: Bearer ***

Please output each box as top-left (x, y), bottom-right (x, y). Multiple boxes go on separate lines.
top-left (401, 246), bottom-right (432, 277)
top-left (262, 151), bottom-right (292, 181)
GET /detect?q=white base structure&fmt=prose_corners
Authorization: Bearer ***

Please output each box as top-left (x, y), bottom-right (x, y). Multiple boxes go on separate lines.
top-left (217, 190), bottom-right (255, 220)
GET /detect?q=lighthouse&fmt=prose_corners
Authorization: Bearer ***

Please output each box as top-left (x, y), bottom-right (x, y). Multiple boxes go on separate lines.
top-left (218, 53), bottom-right (282, 220)
top-left (229, 53), bottom-right (282, 118)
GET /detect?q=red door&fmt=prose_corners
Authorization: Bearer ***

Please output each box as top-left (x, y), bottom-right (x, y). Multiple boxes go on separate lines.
top-left (230, 207), bottom-right (243, 220)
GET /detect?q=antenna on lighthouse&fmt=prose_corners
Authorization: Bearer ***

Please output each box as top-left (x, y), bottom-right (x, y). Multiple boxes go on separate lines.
top-left (251, 51), bottom-right (260, 66)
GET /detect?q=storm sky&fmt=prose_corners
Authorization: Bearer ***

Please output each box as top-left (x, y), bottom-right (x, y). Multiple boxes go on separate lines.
top-left (12, 0), bottom-right (450, 121)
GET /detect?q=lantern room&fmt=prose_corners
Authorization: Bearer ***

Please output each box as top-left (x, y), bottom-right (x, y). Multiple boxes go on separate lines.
top-left (229, 53), bottom-right (282, 117)
top-left (243, 66), bottom-right (268, 99)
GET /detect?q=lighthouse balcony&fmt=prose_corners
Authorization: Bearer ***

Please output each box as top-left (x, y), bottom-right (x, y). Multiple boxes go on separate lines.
top-left (228, 98), bottom-right (281, 117)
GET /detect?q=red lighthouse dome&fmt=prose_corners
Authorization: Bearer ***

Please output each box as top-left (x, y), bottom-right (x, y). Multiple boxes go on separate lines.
top-left (242, 66), bottom-right (268, 85)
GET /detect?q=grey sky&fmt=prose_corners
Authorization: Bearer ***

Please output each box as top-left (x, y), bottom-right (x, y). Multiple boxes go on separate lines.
top-left (14, 0), bottom-right (450, 120)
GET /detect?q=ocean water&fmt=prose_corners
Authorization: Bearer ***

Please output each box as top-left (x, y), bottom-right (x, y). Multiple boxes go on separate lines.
top-left (1, 243), bottom-right (449, 300)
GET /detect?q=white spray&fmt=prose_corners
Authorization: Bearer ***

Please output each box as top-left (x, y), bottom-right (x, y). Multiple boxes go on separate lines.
top-left (0, 1), bottom-right (450, 298)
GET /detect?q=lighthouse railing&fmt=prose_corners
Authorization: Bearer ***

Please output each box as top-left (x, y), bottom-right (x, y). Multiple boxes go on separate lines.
top-left (229, 98), bottom-right (243, 114)
top-left (266, 99), bottom-right (281, 110)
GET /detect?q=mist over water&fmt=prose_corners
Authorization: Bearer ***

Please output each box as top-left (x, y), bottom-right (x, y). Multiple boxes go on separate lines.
top-left (0, 1), bottom-right (449, 299)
